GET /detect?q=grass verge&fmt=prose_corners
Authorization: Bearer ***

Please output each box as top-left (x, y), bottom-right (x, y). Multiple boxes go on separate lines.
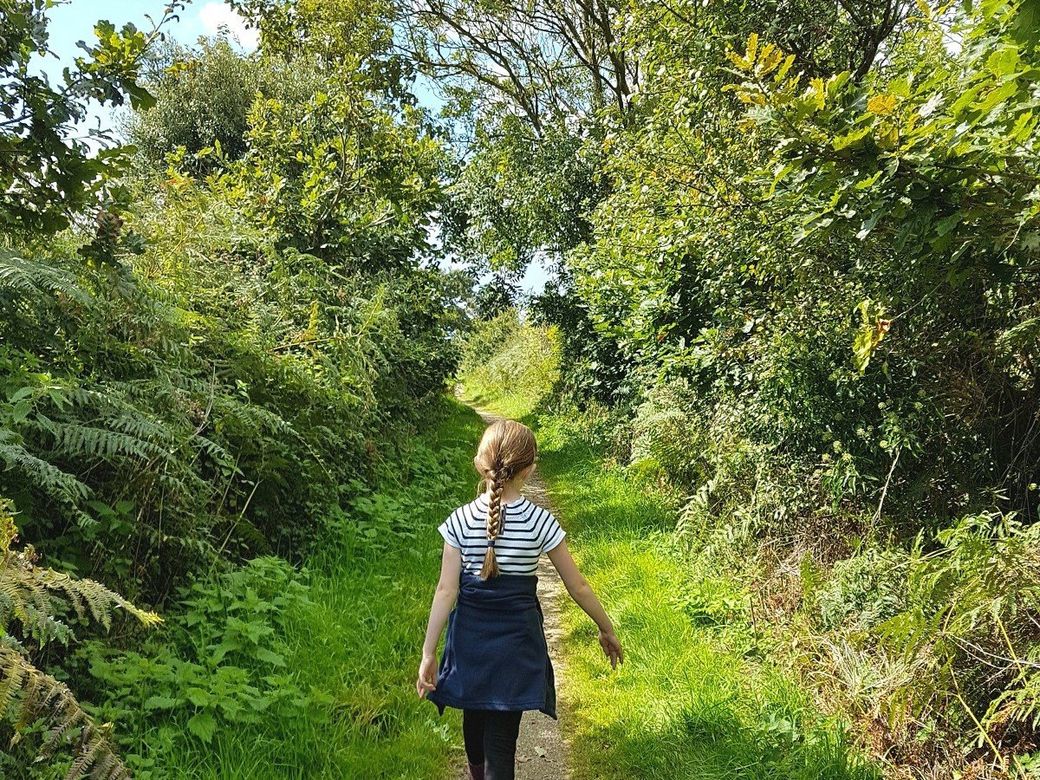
top-left (86, 398), bottom-right (482, 779)
top-left (531, 413), bottom-right (880, 780)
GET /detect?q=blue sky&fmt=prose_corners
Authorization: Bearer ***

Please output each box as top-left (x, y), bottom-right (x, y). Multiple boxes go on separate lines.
top-left (46, 1), bottom-right (257, 52)
top-left (43, 1), bottom-right (550, 294)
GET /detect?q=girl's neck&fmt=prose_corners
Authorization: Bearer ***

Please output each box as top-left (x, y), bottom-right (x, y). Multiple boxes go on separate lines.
top-left (485, 482), bottom-right (524, 505)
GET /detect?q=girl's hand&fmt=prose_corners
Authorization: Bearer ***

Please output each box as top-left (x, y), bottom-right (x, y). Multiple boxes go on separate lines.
top-left (598, 629), bottom-right (623, 669)
top-left (416, 654), bottom-right (438, 698)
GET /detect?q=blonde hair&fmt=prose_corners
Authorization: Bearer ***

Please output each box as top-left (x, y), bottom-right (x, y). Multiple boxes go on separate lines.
top-left (473, 419), bottom-right (537, 579)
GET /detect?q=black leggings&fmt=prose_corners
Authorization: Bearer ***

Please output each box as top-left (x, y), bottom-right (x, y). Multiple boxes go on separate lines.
top-left (463, 709), bottom-right (523, 779)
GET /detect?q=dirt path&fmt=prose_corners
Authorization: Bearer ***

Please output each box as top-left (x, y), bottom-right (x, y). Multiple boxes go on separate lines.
top-left (454, 409), bottom-right (570, 780)
top-left (514, 469), bottom-right (570, 780)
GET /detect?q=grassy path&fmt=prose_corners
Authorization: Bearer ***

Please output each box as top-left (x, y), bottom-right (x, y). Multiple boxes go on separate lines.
top-left (529, 414), bottom-right (879, 780)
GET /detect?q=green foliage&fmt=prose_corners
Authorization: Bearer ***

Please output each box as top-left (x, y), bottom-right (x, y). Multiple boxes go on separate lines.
top-left (228, 0), bottom-right (409, 102)
top-left (876, 513), bottom-right (1040, 759)
top-left (129, 38), bottom-right (302, 169)
top-left (816, 548), bottom-right (907, 632)
top-left (442, 119), bottom-right (605, 270)
top-left (7, 0), bottom-right (1040, 774)
top-left (629, 380), bottom-right (706, 485)
top-left (0, 0), bottom-right (461, 596)
top-left (236, 82), bottom-right (445, 263)
top-left (0, 497), bottom-right (159, 779)
top-left (457, 310), bottom-right (561, 418)
top-left (80, 557), bottom-right (314, 767)
top-left (446, 3), bottom-right (1040, 768)
top-left (514, 0), bottom-right (1039, 550)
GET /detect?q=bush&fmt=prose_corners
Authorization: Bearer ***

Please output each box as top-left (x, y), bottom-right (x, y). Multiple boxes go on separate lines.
top-left (79, 557), bottom-right (314, 770)
top-left (816, 549), bottom-right (908, 632)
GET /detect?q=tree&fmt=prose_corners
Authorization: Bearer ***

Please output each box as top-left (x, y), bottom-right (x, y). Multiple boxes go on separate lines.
top-left (0, 1), bottom-right (183, 235)
top-left (406, 0), bottom-right (637, 129)
top-left (228, 0), bottom-right (417, 105)
top-left (129, 37), bottom-right (270, 169)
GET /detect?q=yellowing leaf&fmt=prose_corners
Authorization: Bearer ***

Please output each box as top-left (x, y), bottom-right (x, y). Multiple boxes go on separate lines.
top-left (725, 49), bottom-right (750, 70)
top-left (867, 94), bottom-right (898, 116)
top-left (775, 53), bottom-right (796, 83)
top-left (852, 300), bottom-right (892, 373)
top-left (810, 78), bottom-right (826, 110)
top-left (756, 44), bottom-right (784, 77)
top-left (745, 33), bottom-right (759, 65)
top-left (736, 90), bottom-right (766, 106)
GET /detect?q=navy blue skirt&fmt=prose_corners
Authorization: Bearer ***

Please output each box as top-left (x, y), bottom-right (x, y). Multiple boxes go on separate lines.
top-left (428, 571), bottom-right (557, 718)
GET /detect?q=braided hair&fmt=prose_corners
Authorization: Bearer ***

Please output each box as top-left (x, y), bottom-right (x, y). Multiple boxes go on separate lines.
top-left (473, 420), bottom-right (537, 579)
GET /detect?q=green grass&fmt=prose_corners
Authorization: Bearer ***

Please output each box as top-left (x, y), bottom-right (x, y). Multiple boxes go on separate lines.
top-left (456, 313), bottom-right (561, 420)
top-left (459, 380), bottom-right (538, 421)
top-left (153, 398), bottom-right (483, 778)
top-left (531, 415), bottom-right (879, 780)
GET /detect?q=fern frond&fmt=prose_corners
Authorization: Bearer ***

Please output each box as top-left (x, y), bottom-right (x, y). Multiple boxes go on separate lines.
top-left (0, 646), bottom-right (130, 780)
top-left (0, 431), bottom-right (93, 507)
top-left (1, 553), bottom-right (162, 637)
top-left (61, 379), bottom-right (233, 469)
top-left (0, 251), bottom-right (91, 304)
top-left (0, 498), bottom-right (157, 777)
top-left (106, 412), bottom-right (177, 449)
top-left (35, 568), bottom-right (163, 630)
top-left (89, 748), bottom-right (129, 780)
top-left (34, 420), bottom-right (166, 462)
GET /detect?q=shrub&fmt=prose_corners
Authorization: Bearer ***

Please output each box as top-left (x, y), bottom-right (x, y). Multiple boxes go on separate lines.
top-left (816, 549), bottom-right (908, 632)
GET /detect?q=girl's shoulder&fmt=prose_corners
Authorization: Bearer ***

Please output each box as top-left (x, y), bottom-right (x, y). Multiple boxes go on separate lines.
top-left (445, 495), bottom-right (551, 522)
top-left (444, 497), bottom-right (483, 525)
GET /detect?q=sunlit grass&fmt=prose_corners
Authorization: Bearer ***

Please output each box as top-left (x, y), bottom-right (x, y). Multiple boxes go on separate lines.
top-left (455, 314), bottom-right (561, 420)
top-left (158, 399), bottom-right (483, 778)
top-left (458, 378), bottom-right (544, 421)
top-left (535, 421), bottom-right (879, 780)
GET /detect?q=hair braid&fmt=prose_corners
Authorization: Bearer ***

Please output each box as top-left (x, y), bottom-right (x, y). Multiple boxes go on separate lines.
top-left (472, 419), bottom-right (537, 580)
top-left (480, 464), bottom-right (509, 579)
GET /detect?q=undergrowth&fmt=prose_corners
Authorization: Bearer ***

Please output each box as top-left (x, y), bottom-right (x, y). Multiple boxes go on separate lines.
top-left (68, 398), bottom-right (482, 778)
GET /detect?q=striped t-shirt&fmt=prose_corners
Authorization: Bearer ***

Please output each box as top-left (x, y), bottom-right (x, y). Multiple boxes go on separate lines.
top-left (438, 494), bottom-right (566, 576)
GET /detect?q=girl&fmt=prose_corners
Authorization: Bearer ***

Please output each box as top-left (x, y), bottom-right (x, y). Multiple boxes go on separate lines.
top-left (416, 419), bottom-right (623, 780)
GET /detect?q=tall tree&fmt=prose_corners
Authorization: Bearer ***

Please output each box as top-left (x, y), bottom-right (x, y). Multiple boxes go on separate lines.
top-left (0, 1), bottom-right (183, 235)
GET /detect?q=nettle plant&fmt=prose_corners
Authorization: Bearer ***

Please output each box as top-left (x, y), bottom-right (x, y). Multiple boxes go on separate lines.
top-left (0, 498), bottom-right (160, 779)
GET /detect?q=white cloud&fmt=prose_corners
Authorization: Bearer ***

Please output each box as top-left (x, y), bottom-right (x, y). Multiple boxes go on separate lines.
top-left (197, 2), bottom-right (260, 50)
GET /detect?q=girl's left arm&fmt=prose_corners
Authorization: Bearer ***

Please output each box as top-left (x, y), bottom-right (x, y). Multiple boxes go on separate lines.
top-left (416, 543), bottom-right (462, 698)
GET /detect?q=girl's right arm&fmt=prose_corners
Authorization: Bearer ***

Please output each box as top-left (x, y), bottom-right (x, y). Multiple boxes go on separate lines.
top-left (547, 541), bottom-right (623, 668)
top-left (416, 543), bottom-right (462, 698)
